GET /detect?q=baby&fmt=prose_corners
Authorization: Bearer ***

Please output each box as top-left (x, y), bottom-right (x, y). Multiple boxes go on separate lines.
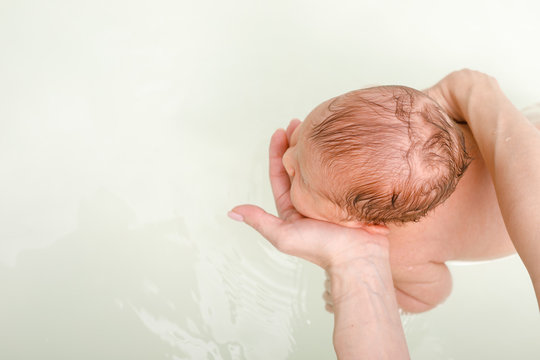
top-left (282, 86), bottom-right (471, 226)
top-left (283, 86), bottom-right (534, 313)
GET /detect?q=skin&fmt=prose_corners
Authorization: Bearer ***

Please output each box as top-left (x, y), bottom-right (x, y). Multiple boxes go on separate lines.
top-left (281, 97), bottom-right (388, 231)
top-left (282, 87), bottom-right (538, 313)
top-left (229, 125), bottom-right (410, 359)
top-left (281, 99), bottom-right (337, 220)
top-left (428, 70), bottom-right (540, 307)
top-left (230, 69), bottom-right (540, 358)
top-left (281, 96), bottom-right (395, 232)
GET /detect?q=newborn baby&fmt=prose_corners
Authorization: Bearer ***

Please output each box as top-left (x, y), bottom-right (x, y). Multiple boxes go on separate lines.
top-left (283, 86), bottom-right (532, 313)
top-left (282, 86), bottom-right (471, 226)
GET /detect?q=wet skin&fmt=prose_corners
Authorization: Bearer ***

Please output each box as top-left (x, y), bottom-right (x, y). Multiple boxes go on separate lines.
top-left (281, 99), bottom-right (536, 312)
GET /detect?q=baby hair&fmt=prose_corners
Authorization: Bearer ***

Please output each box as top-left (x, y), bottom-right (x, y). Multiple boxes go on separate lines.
top-left (308, 86), bottom-right (471, 224)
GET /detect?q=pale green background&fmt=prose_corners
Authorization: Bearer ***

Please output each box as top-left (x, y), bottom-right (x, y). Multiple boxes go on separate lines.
top-left (1, 0), bottom-right (539, 358)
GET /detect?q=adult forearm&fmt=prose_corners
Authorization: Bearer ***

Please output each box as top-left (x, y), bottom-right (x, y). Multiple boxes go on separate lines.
top-left (329, 249), bottom-right (409, 359)
top-left (465, 86), bottom-right (540, 304)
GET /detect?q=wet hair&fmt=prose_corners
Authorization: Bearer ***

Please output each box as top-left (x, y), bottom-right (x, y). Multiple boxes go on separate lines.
top-left (307, 86), bottom-right (472, 225)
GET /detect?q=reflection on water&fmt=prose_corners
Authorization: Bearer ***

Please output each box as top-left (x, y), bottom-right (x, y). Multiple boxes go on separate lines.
top-left (0, 189), bottom-right (311, 359)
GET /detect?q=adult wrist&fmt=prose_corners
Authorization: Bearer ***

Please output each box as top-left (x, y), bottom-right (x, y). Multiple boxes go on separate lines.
top-left (327, 246), bottom-right (393, 306)
top-left (326, 240), bottom-right (389, 274)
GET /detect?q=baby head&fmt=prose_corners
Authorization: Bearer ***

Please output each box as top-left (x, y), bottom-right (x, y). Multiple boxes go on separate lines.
top-left (282, 85), bottom-right (471, 227)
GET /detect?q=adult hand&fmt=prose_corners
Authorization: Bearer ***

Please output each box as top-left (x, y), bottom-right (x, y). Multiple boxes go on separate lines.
top-left (229, 120), bottom-right (409, 359)
top-left (228, 120), bottom-right (390, 272)
top-left (428, 69), bottom-right (540, 309)
top-left (424, 68), bottom-right (502, 124)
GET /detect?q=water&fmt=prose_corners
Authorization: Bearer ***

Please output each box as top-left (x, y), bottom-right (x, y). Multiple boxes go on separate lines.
top-left (1, 0), bottom-right (540, 358)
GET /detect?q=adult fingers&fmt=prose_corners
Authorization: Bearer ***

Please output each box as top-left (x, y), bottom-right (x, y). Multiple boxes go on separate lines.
top-left (286, 119), bottom-right (301, 143)
top-left (424, 83), bottom-right (464, 123)
top-left (322, 273), bottom-right (334, 313)
top-left (269, 130), bottom-right (297, 219)
top-left (324, 277), bottom-right (331, 293)
top-left (323, 290), bottom-right (333, 307)
top-left (229, 204), bottom-right (285, 246)
top-left (229, 205), bottom-right (311, 260)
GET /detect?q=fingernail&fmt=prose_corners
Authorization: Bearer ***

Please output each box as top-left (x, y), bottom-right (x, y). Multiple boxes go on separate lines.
top-left (227, 211), bottom-right (244, 222)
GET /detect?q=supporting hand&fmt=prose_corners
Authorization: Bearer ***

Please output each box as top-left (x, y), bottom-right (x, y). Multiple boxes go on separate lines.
top-left (228, 119), bottom-right (409, 359)
top-left (424, 68), bottom-right (502, 124)
top-left (229, 120), bottom-right (390, 271)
